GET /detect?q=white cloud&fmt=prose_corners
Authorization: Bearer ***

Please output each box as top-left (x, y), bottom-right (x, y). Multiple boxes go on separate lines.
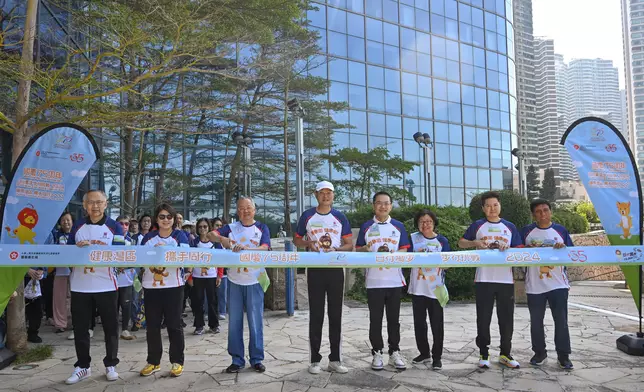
top-left (630, 191), bottom-right (639, 198)
top-left (70, 170), bottom-right (87, 178)
top-left (6, 196), bottom-right (19, 205)
top-left (572, 161), bottom-right (583, 168)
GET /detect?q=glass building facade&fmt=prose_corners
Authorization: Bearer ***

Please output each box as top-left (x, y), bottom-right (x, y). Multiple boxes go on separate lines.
top-left (307, 0), bottom-right (518, 207)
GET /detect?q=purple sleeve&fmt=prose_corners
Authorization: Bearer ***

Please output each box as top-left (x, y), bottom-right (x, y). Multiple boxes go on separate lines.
top-left (333, 210), bottom-right (352, 237)
top-left (259, 223), bottom-right (271, 247)
top-left (295, 212), bottom-right (309, 238)
top-left (67, 222), bottom-right (80, 245)
top-left (177, 231), bottom-right (190, 246)
top-left (554, 224), bottom-right (574, 246)
top-left (355, 223), bottom-right (367, 247)
top-left (462, 221), bottom-right (479, 240)
top-left (509, 223), bottom-right (522, 247)
top-left (216, 224), bottom-right (232, 238)
top-left (395, 221), bottom-right (410, 249)
top-left (140, 232), bottom-right (153, 246)
top-left (439, 235), bottom-right (451, 252)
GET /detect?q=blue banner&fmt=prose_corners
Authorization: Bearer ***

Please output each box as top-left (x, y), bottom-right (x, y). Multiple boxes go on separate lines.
top-left (561, 117), bottom-right (643, 309)
top-left (0, 123), bottom-right (99, 314)
top-left (0, 244), bottom-right (641, 268)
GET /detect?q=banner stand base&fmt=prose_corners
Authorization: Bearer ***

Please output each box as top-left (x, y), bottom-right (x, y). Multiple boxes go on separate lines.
top-left (616, 333), bottom-right (644, 356)
top-left (0, 347), bottom-right (16, 370)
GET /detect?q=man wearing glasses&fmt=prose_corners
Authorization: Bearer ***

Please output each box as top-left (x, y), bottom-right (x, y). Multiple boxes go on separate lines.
top-left (294, 181), bottom-right (353, 375)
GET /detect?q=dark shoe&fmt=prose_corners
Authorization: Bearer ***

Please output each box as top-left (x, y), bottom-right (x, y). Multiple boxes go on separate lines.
top-left (253, 363), bottom-right (265, 373)
top-left (182, 313), bottom-right (188, 318)
top-left (131, 326), bottom-right (139, 332)
top-left (412, 354), bottom-right (431, 364)
top-left (161, 322), bottom-right (166, 329)
top-left (181, 320), bottom-right (187, 328)
top-left (210, 326), bottom-right (221, 334)
top-left (27, 334), bottom-right (42, 343)
top-left (193, 327), bottom-right (204, 336)
top-left (225, 364), bottom-right (243, 373)
top-left (558, 355), bottom-right (573, 370)
top-left (530, 352), bottom-right (547, 366)
top-left (432, 359), bottom-right (442, 370)
top-left (55, 328), bottom-right (66, 334)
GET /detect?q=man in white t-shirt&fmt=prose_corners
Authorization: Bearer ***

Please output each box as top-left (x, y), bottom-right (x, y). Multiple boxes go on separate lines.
top-left (65, 190), bottom-right (125, 385)
top-left (356, 191), bottom-right (410, 371)
top-left (520, 199), bottom-right (574, 370)
top-left (294, 181), bottom-right (353, 375)
top-left (459, 191), bottom-right (522, 369)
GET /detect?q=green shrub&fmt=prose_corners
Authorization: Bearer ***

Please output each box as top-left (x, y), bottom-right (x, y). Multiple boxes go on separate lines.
top-left (468, 190), bottom-right (531, 229)
top-left (573, 201), bottom-right (600, 224)
top-left (346, 204), bottom-right (471, 229)
top-left (552, 209), bottom-right (589, 234)
top-left (445, 268), bottom-right (476, 300)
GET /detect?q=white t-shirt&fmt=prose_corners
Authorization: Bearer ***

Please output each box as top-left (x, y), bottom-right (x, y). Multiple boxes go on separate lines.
top-left (216, 221), bottom-right (271, 286)
top-left (68, 217), bottom-right (125, 293)
top-left (462, 218), bottom-right (521, 284)
top-left (117, 268), bottom-right (136, 288)
top-left (356, 216), bottom-right (410, 289)
top-left (191, 239), bottom-right (219, 278)
top-left (521, 223), bottom-right (572, 294)
top-left (141, 229), bottom-right (190, 289)
top-left (408, 232), bottom-right (450, 299)
top-left (295, 207), bottom-right (352, 250)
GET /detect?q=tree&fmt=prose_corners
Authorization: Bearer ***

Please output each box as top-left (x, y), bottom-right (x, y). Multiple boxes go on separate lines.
top-left (323, 147), bottom-right (418, 207)
top-left (468, 189), bottom-right (533, 230)
top-left (526, 165), bottom-right (541, 200)
top-left (540, 168), bottom-right (557, 202)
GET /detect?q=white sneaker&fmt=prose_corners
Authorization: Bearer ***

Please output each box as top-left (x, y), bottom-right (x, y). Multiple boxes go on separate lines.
top-left (328, 361), bottom-right (348, 374)
top-left (308, 362), bottom-right (321, 374)
top-left (65, 367), bottom-right (91, 385)
top-left (89, 329), bottom-right (94, 338)
top-left (371, 352), bottom-right (384, 371)
top-left (67, 331), bottom-right (75, 340)
top-left (499, 355), bottom-right (520, 369)
top-left (388, 351), bottom-right (406, 370)
top-left (218, 314), bottom-right (226, 320)
top-left (120, 330), bottom-right (133, 340)
top-left (106, 366), bottom-right (118, 381)
top-left (479, 355), bottom-right (491, 369)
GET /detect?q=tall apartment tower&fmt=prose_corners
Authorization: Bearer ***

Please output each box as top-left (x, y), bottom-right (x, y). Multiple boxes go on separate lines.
top-left (622, 0), bottom-right (644, 184)
top-left (513, 0), bottom-right (538, 167)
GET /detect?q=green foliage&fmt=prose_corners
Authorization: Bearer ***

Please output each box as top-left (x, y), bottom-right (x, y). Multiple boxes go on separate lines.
top-left (15, 345), bottom-right (53, 364)
top-left (526, 165), bottom-right (541, 200)
top-left (552, 209), bottom-right (589, 234)
top-left (540, 168), bottom-right (557, 201)
top-left (573, 201), bottom-right (600, 224)
top-left (468, 190), bottom-right (532, 229)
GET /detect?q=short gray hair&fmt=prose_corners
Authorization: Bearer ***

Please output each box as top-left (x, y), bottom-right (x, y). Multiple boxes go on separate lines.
top-left (237, 196), bottom-right (256, 209)
top-left (83, 190), bottom-right (107, 202)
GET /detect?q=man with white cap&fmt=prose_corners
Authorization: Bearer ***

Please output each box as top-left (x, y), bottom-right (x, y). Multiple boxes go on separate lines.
top-left (294, 181), bottom-right (354, 375)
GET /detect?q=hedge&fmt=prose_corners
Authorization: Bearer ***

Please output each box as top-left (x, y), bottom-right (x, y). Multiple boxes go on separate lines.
top-left (468, 189), bottom-right (532, 229)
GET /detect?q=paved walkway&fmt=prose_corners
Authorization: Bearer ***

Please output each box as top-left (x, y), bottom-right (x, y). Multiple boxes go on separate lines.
top-left (1, 279), bottom-right (644, 392)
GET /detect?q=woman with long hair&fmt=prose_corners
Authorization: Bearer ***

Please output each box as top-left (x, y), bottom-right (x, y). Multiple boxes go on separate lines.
top-left (139, 204), bottom-right (189, 378)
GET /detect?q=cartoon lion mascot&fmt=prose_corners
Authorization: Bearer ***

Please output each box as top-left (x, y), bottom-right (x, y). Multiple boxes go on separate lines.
top-left (5, 204), bottom-right (39, 244)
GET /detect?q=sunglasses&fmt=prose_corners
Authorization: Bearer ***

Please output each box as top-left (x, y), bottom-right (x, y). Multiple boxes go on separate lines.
top-left (198, 225), bottom-right (209, 229)
top-left (158, 214), bottom-right (174, 220)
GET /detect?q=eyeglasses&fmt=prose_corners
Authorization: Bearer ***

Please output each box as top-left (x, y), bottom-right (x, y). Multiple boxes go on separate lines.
top-left (374, 201), bottom-right (392, 206)
top-left (198, 225), bottom-right (209, 229)
top-left (158, 214), bottom-right (174, 220)
top-left (86, 200), bottom-right (105, 206)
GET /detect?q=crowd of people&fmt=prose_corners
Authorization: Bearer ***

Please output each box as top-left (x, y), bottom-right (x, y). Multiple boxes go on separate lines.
top-left (12, 180), bottom-right (575, 385)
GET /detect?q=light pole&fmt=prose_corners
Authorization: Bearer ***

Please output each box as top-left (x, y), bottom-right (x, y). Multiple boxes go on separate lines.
top-left (512, 148), bottom-right (527, 197)
top-left (287, 98), bottom-right (305, 219)
top-left (413, 131), bottom-right (434, 206)
top-left (231, 131), bottom-right (253, 198)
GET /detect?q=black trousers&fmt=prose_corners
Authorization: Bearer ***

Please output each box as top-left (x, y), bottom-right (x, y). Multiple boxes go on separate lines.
top-left (71, 290), bottom-right (119, 368)
top-left (527, 288), bottom-right (571, 356)
top-left (475, 282), bottom-right (514, 356)
top-left (118, 286), bottom-right (133, 331)
top-left (41, 273), bottom-right (54, 319)
top-left (191, 278), bottom-right (219, 329)
top-left (411, 295), bottom-right (443, 359)
top-left (367, 287), bottom-right (401, 355)
top-left (25, 296), bottom-right (42, 337)
top-left (144, 286), bottom-right (185, 366)
top-left (307, 268), bottom-right (344, 363)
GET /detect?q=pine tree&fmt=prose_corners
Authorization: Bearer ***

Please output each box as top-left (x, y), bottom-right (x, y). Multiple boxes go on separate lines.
top-left (540, 168), bottom-right (557, 202)
top-left (526, 165), bottom-right (541, 200)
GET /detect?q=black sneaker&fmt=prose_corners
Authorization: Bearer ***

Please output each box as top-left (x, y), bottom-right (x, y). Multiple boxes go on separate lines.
top-left (194, 327), bottom-right (204, 335)
top-left (225, 364), bottom-right (243, 373)
top-left (530, 352), bottom-right (547, 366)
top-left (558, 356), bottom-right (574, 370)
top-left (181, 320), bottom-right (187, 328)
top-left (131, 326), bottom-right (139, 332)
top-left (55, 328), bottom-right (66, 334)
top-left (27, 334), bottom-right (42, 343)
top-left (253, 363), bottom-right (266, 373)
top-left (210, 326), bottom-right (221, 334)
top-left (412, 354), bottom-right (431, 364)
top-left (432, 359), bottom-right (442, 370)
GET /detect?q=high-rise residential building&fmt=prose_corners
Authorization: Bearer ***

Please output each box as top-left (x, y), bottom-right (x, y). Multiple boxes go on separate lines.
top-left (622, 0), bottom-right (644, 185)
top-left (621, 89), bottom-right (629, 139)
top-left (513, 0), bottom-right (539, 167)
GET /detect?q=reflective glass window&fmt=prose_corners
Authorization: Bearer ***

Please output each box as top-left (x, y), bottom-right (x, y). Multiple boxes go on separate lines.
top-left (476, 107), bottom-right (487, 127)
top-left (473, 47), bottom-right (486, 67)
top-left (501, 114), bottom-right (510, 131)
top-left (472, 7), bottom-right (484, 27)
top-left (449, 124), bottom-right (462, 144)
top-left (401, 28), bottom-right (416, 50)
top-left (368, 88), bottom-right (385, 111)
top-left (437, 188), bottom-right (451, 206)
top-left (433, 79), bottom-right (447, 100)
top-left (486, 51), bottom-right (498, 71)
top-left (402, 72), bottom-right (418, 95)
top-left (383, 0), bottom-right (399, 22)
top-left (368, 65), bottom-right (385, 88)
top-left (328, 8), bottom-right (347, 33)
top-left (384, 23), bottom-right (400, 46)
top-left (352, 134), bottom-right (369, 152)
top-left (416, 9), bottom-right (430, 31)
top-left (485, 12), bottom-right (496, 32)
top-left (330, 81), bottom-right (349, 103)
top-left (401, 4), bottom-right (415, 27)
top-left (366, 0), bottom-right (384, 18)
top-left (474, 66), bottom-right (486, 87)
top-left (477, 149), bottom-right (490, 168)
top-left (369, 113), bottom-right (387, 136)
top-left (329, 58), bottom-right (348, 82)
top-left (308, 5), bottom-right (326, 28)
top-left (460, 23), bottom-right (473, 44)
top-left (348, 61), bottom-right (366, 86)
top-left (490, 130), bottom-right (501, 149)
top-left (434, 100), bottom-right (448, 121)
top-left (349, 85), bottom-right (367, 109)
top-left (445, 0), bottom-right (458, 19)
top-left (464, 127), bottom-right (476, 146)
top-left (350, 110), bottom-right (367, 134)
top-left (348, 0), bottom-right (364, 13)
top-left (329, 0), bottom-right (347, 8)
top-left (499, 56), bottom-right (508, 74)
top-left (486, 30), bottom-right (497, 51)
top-left (328, 32), bottom-right (348, 57)
top-left (487, 90), bottom-right (499, 109)
top-left (371, 135), bottom-right (387, 149)
top-left (436, 147), bottom-right (449, 165)
top-left (460, 44), bottom-right (474, 64)
top-left (366, 18), bottom-right (383, 42)
top-left (419, 97), bottom-right (432, 118)
top-left (488, 109), bottom-right (500, 129)
top-left (347, 13), bottom-right (365, 37)
top-left (404, 117), bottom-right (419, 137)
top-left (367, 41), bottom-right (384, 64)
top-left (466, 168), bottom-right (478, 187)
top-left (459, 3), bottom-right (472, 23)
top-left (477, 127), bottom-right (488, 147)
top-left (417, 32), bottom-right (431, 53)
top-left (387, 115), bottom-right (403, 138)
top-left (403, 94), bottom-right (419, 116)
top-left (462, 104), bottom-right (476, 125)
top-left (487, 70), bottom-right (499, 90)
top-left (432, 36), bottom-right (446, 57)
top-left (491, 170), bottom-right (503, 189)
top-left (479, 169), bottom-right (491, 188)
top-left (418, 53), bottom-right (431, 75)
top-left (402, 50), bottom-right (418, 72)
top-left (385, 69), bottom-right (401, 91)
top-left (431, 0), bottom-right (445, 15)
top-left (384, 45), bottom-right (400, 68)
top-left (450, 145), bottom-right (463, 165)
top-left (447, 82), bottom-right (460, 102)
top-left (446, 39), bottom-right (459, 61)
top-left (447, 60), bottom-right (460, 81)
top-left (497, 34), bottom-right (507, 54)
top-left (462, 85), bottom-right (475, 105)
top-left (435, 122), bottom-right (449, 143)
top-left (348, 36), bottom-right (366, 61)
top-left (417, 0), bottom-right (430, 11)
top-left (433, 57), bottom-right (447, 78)
top-left (497, 15), bottom-right (506, 33)
top-left (473, 27), bottom-right (485, 47)
top-left (448, 102), bottom-right (461, 123)
top-left (475, 87), bottom-right (487, 107)
top-left (431, 14), bottom-right (445, 36)
top-left (446, 18), bottom-right (458, 40)
top-left (386, 91), bottom-right (402, 113)
top-left (418, 75), bottom-right (432, 97)
top-left (451, 167), bottom-right (464, 189)
top-left (461, 64), bottom-right (474, 84)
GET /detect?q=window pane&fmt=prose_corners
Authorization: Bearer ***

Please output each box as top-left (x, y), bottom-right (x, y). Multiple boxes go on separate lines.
top-left (477, 148), bottom-right (490, 167)
top-left (416, 9), bottom-right (430, 31)
top-left (464, 146), bottom-right (477, 166)
top-left (350, 110), bottom-right (367, 134)
top-left (330, 82), bottom-right (349, 103)
top-left (329, 58), bottom-right (348, 82)
top-left (348, 36), bottom-right (366, 61)
top-left (386, 91), bottom-right (402, 113)
top-left (451, 167), bottom-right (464, 187)
top-left (433, 57), bottom-right (447, 78)
top-left (433, 79), bottom-right (447, 100)
top-left (329, 32), bottom-right (348, 56)
top-left (403, 117), bottom-right (419, 137)
top-left (432, 36), bottom-right (446, 58)
top-left (446, 18), bottom-right (458, 40)
top-left (348, 61), bottom-right (366, 86)
top-left (437, 187), bottom-right (451, 206)
top-left (448, 82), bottom-right (461, 102)
top-left (369, 113), bottom-right (387, 136)
top-left (403, 94), bottom-right (419, 116)
top-left (367, 40), bottom-right (384, 64)
top-left (384, 23), bottom-right (400, 46)
top-left (402, 72), bottom-right (418, 95)
top-left (418, 76), bottom-right (432, 97)
top-left (477, 127), bottom-right (489, 147)
top-left (366, 0), bottom-right (384, 18)
top-left (387, 115), bottom-right (403, 138)
top-left (435, 122), bottom-right (449, 143)
top-left (385, 69), bottom-right (401, 91)
top-left (401, 4), bottom-right (415, 27)
top-left (419, 97), bottom-right (433, 118)
top-left (402, 49), bottom-right (417, 72)
top-left (490, 149), bottom-right (502, 168)
top-left (466, 168), bottom-right (478, 187)
top-left (449, 124), bottom-right (462, 144)
top-left (434, 100), bottom-right (448, 121)
top-left (347, 13), bottom-right (365, 37)
top-left (462, 104), bottom-right (475, 125)
top-left (436, 147), bottom-right (449, 165)
top-left (450, 145), bottom-right (463, 165)
top-left (368, 65), bottom-right (385, 88)
top-left (308, 5), bottom-right (326, 28)
top-left (384, 45), bottom-right (400, 68)
top-left (479, 169), bottom-right (491, 188)
top-left (418, 53), bottom-right (431, 75)
top-left (491, 170), bottom-right (503, 189)
top-left (401, 28), bottom-right (416, 50)
top-left (383, 0), bottom-right (399, 22)
top-left (366, 18), bottom-right (383, 42)
top-left (348, 0), bottom-right (364, 13)
top-left (368, 88), bottom-right (385, 111)
top-left (349, 85), bottom-right (367, 109)
top-left (328, 8), bottom-right (347, 33)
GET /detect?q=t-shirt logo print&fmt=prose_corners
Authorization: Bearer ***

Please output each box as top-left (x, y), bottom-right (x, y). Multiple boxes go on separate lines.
top-left (149, 267), bottom-right (169, 287)
top-left (319, 233), bottom-right (333, 250)
top-left (377, 243), bottom-right (390, 270)
top-left (539, 266), bottom-right (554, 279)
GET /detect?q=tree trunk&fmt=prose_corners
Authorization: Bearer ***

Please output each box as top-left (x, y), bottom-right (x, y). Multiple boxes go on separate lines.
top-left (157, 75), bottom-right (184, 204)
top-left (282, 89), bottom-right (292, 234)
top-left (7, 0), bottom-right (39, 354)
top-left (132, 130), bottom-right (147, 213)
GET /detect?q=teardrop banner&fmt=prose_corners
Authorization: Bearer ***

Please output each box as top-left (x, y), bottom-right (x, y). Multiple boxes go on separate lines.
top-left (561, 117), bottom-right (644, 354)
top-left (0, 124), bottom-right (99, 315)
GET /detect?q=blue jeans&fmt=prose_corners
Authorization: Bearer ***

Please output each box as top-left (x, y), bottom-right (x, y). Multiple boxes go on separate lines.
top-left (218, 276), bottom-right (228, 315)
top-left (228, 281), bottom-right (264, 367)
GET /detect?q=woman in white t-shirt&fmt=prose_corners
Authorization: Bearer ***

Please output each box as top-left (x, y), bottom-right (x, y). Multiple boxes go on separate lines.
top-left (139, 204), bottom-right (190, 378)
top-left (408, 210), bottom-right (450, 371)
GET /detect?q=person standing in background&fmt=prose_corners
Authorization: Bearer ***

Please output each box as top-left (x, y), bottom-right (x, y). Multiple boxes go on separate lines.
top-left (116, 215), bottom-right (136, 341)
top-left (49, 211), bottom-right (74, 334)
top-left (211, 218), bottom-right (228, 320)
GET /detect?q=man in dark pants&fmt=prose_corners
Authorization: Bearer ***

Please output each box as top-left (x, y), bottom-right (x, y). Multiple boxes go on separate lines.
top-left (294, 181), bottom-right (353, 375)
top-left (356, 191), bottom-right (410, 371)
top-left (65, 190), bottom-right (125, 385)
top-left (520, 199), bottom-right (574, 369)
top-left (459, 191), bottom-right (522, 369)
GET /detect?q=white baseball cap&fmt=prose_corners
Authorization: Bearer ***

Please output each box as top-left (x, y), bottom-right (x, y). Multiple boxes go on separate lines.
top-left (315, 180), bottom-right (335, 192)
